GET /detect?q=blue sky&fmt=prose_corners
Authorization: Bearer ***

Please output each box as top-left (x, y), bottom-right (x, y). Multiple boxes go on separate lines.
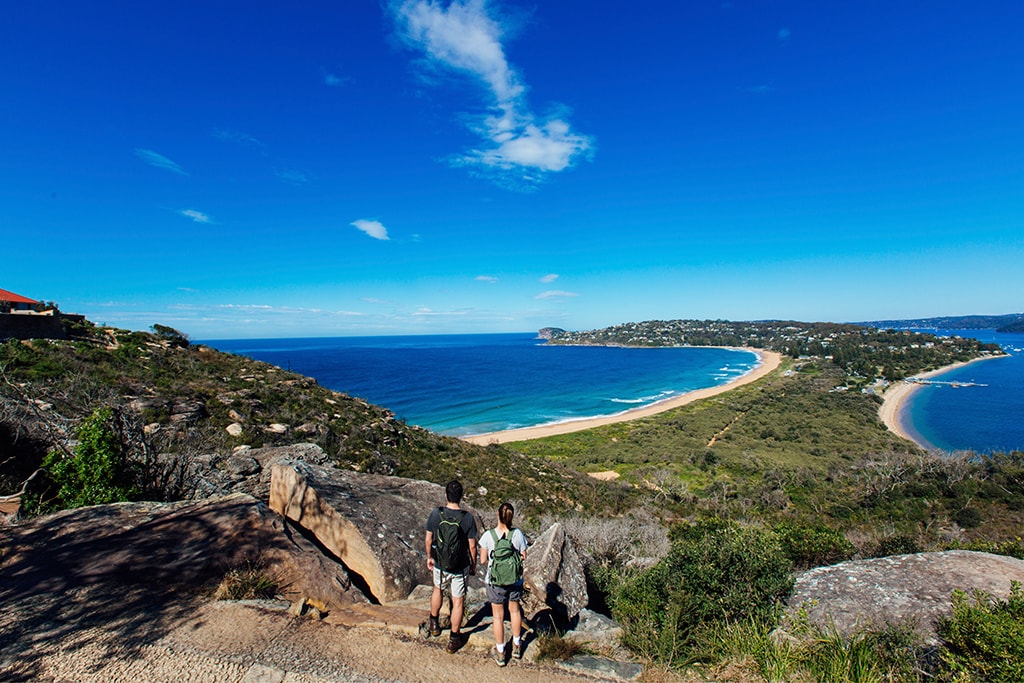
top-left (2, 1), bottom-right (1021, 339)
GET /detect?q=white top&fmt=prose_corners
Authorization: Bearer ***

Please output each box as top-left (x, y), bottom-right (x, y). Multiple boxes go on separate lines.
top-left (479, 527), bottom-right (527, 585)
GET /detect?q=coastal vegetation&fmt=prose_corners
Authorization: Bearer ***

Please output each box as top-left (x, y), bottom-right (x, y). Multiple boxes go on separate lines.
top-left (4, 316), bottom-right (1023, 680)
top-left (0, 324), bottom-right (619, 514)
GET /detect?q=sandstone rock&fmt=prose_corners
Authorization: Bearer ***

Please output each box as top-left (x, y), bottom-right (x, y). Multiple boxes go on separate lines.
top-left (0, 493), bottom-right (365, 610)
top-left (169, 400), bottom-right (207, 424)
top-left (228, 409), bottom-right (246, 423)
top-left (226, 423), bottom-right (243, 437)
top-left (266, 423), bottom-right (288, 434)
top-left (785, 550), bottom-right (1024, 643)
top-left (269, 459), bottom-right (484, 604)
top-left (522, 522), bottom-right (589, 623)
top-left (226, 455), bottom-right (260, 477)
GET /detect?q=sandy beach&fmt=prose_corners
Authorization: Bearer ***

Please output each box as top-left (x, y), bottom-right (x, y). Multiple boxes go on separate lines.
top-left (462, 348), bottom-right (782, 445)
top-left (878, 355), bottom-right (1004, 450)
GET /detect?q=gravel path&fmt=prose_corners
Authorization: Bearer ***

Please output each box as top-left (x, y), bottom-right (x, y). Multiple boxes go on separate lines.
top-left (1, 591), bottom-right (624, 682)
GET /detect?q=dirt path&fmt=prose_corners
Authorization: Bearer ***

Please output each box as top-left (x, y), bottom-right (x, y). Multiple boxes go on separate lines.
top-left (1, 594), bottom-right (627, 683)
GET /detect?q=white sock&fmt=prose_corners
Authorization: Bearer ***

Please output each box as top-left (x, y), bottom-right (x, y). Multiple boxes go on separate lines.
top-left (513, 636), bottom-right (521, 646)
top-left (496, 642), bottom-right (505, 653)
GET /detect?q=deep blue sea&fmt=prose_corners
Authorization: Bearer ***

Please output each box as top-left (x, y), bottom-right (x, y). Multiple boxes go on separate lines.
top-left (902, 330), bottom-right (1024, 454)
top-left (205, 333), bottom-right (759, 437)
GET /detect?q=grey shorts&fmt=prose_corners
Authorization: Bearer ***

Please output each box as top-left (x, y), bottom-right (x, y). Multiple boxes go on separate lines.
top-left (433, 567), bottom-right (468, 599)
top-left (486, 582), bottom-right (523, 605)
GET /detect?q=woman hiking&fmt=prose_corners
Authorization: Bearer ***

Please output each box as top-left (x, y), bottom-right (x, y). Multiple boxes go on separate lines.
top-left (478, 502), bottom-right (528, 666)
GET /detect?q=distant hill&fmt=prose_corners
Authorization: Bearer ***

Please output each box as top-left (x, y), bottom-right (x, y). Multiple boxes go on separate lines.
top-left (857, 313), bottom-right (1024, 331)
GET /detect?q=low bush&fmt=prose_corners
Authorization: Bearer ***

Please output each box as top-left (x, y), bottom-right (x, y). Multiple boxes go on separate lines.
top-left (32, 407), bottom-right (139, 512)
top-left (775, 522), bottom-right (854, 570)
top-left (937, 582), bottom-right (1024, 682)
top-left (610, 520), bottom-right (793, 665)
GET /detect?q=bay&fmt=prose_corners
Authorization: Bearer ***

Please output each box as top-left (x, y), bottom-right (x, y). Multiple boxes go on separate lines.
top-left (905, 329), bottom-right (1024, 454)
top-left (205, 333), bottom-right (759, 437)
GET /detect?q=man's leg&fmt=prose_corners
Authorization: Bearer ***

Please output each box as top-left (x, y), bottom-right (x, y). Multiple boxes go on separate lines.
top-left (428, 573), bottom-right (443, 637)
top-left (450, 595), bottom-right (464, 633)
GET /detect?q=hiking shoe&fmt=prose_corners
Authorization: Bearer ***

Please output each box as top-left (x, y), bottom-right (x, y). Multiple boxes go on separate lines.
top-left (493, 647), bottom-right (507, 667)
top-left (512, 641), bottom-right (523, 660)
top-left (428, 616), bottom-right (441, 637)
top-left (446, 633), bottom-right (463, 654)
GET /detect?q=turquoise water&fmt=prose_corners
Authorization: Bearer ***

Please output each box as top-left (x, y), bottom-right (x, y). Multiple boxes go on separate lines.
top-left (905, 330), bottom-right (1024, 454)
top-left (206, 333), bottom-right (760, 436)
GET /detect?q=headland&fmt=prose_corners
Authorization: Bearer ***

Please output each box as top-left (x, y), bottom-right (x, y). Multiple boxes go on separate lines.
top-left (463, 348), bottom-right (782, 445)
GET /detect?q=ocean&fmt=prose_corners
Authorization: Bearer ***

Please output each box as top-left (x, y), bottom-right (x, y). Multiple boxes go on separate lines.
top-left (205, 333), bottom-right (759, 437)
top-left (903, 330), bottom-right (1024, 454)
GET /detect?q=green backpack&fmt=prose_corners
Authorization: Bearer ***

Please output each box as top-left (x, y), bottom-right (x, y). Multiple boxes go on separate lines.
top-left (488, 528), bottom-right (523, 586)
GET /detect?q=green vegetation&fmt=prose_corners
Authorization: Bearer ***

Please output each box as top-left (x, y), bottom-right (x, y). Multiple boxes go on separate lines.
top-left (1, 327), bottom-right (622, 515)
top-left (610, 520), bottom-right (793, 665)
top-left (31, 407), bottom-right (139, 512)
top-left (937, 583), bottom-right (1024, 682)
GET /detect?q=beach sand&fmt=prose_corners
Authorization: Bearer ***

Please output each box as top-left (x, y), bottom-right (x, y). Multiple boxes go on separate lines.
top-left (878, 355), bottom-right (1004, 451)
top-left (462, 349), bottom-right (783, 445)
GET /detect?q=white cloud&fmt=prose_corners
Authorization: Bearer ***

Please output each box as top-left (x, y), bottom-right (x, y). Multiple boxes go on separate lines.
top-left (323, 69), bottom-right (352, 87)
top-left (211, 128), bottom-right (266, 150)
top-left (134, 148), bottom-right (188, 175)
top-left (539, 273), bottom-right (558, 283)
top-left (276, 168), bottom-right (312, 186)
top-left (351, 219), bottom-right (391, 240)
top-left (778, 27), bottom-right (791, 42)
top-left (535, 290), bottom-right (578, 300)
top-left (393, 0), bottom-right (593, 183)
top-left (476, 275), bottom-right (499, 283)
top-left (179, 209), bottom-right (212, 223)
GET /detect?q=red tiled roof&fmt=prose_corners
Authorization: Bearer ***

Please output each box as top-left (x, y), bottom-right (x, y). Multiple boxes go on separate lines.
top-left (0, 288), bottom-right (39, 305)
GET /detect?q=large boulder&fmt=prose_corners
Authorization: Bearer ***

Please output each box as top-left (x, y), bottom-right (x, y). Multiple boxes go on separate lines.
top-left (522, 522), bottom-right (588, 624)
top-left (0, 493), bottom-right (365, 610)
top-left (269, 459), bottom-right (484, 604)
top-left (785, 550), bottom-right (1024, 643)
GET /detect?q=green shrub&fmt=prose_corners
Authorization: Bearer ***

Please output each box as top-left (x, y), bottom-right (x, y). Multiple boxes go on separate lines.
top-left (775, 522), bottom-right (854, 570)
top-left (610, 520), bottom-right (793, 665)
top-left (937, 582), bottom-right (1024, 682)
top-left (35, 408), bottom-right (139, 511)
top-left (870, 534), bottom-right (921, 558)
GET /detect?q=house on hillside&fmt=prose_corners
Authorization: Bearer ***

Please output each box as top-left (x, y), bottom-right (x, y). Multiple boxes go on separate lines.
top-left (0, 288), bottom-right (85, 340)
top-left (0, 288), bottom-right (43, 314)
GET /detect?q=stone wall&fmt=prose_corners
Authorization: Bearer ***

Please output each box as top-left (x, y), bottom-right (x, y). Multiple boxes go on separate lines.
top-left (0, 313), bottom-right (66, 341)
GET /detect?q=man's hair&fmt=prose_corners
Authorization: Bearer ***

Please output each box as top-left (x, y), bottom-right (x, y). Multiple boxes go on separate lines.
top-left (498, 502), bottom-right (514, 528)
top-left (445, 479), bottom-right (463, 503)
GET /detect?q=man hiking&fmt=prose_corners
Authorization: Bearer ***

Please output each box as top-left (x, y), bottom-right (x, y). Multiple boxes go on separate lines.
top-left (424, 479), bottom-right (478, 653)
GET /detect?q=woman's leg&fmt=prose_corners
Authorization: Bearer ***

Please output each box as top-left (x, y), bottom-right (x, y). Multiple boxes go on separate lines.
top-left (490, 601), bottom-right (506, 646)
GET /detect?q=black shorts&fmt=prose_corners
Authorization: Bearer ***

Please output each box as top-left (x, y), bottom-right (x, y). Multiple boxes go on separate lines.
top-left (486, 582), bottom-right (523, 604)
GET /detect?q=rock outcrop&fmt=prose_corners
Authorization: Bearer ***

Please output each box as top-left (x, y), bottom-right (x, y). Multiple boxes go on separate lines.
top-left (785, 550), bottom-right (1024, 642)
top-left (0, 493), bottom-right (365, 610)
top-left (269, 459), bottom-right (484, 604)
top-left (522, 522), bottom-right (589, 623)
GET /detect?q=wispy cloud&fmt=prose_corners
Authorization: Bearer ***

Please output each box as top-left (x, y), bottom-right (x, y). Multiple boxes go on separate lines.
top-left (322, 68), bottom-right (352, 87)
top-left (777, 27), bottom-right (791, 42)
top-left (352, 219), bottom-right (391, 240)
top-left (476, 275), bottom-right (499, 283)
top-left (535, 290), bottom-right (578, 300)
top-left (392, 0), bottom-right (593, 184)
top-left (276, 168), bottom-right (313, 186)
top-left (134, 148), bottom-right (188, 175)
top-left (211, 128), bottom-right (266, 151)
top-left (540, 273), bottom-right (558, 283)
top-left (179, 209), bottom-right (213, 223)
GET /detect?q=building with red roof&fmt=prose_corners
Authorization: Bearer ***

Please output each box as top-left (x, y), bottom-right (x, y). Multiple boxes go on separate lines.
top-left (0, 288), bottom-right (40, 312)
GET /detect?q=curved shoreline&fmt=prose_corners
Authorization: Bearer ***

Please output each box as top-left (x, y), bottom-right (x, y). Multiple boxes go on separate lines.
top-left (878, 355), bottom-right (1004, 451)
top-left (462, 348), bottom-right (782, 445)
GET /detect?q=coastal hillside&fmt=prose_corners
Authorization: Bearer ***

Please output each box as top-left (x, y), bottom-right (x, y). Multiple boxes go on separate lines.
top-left (526, 319), bottom-right (1022, 547)
top-left (0, 324), bottom-right (620, 515)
